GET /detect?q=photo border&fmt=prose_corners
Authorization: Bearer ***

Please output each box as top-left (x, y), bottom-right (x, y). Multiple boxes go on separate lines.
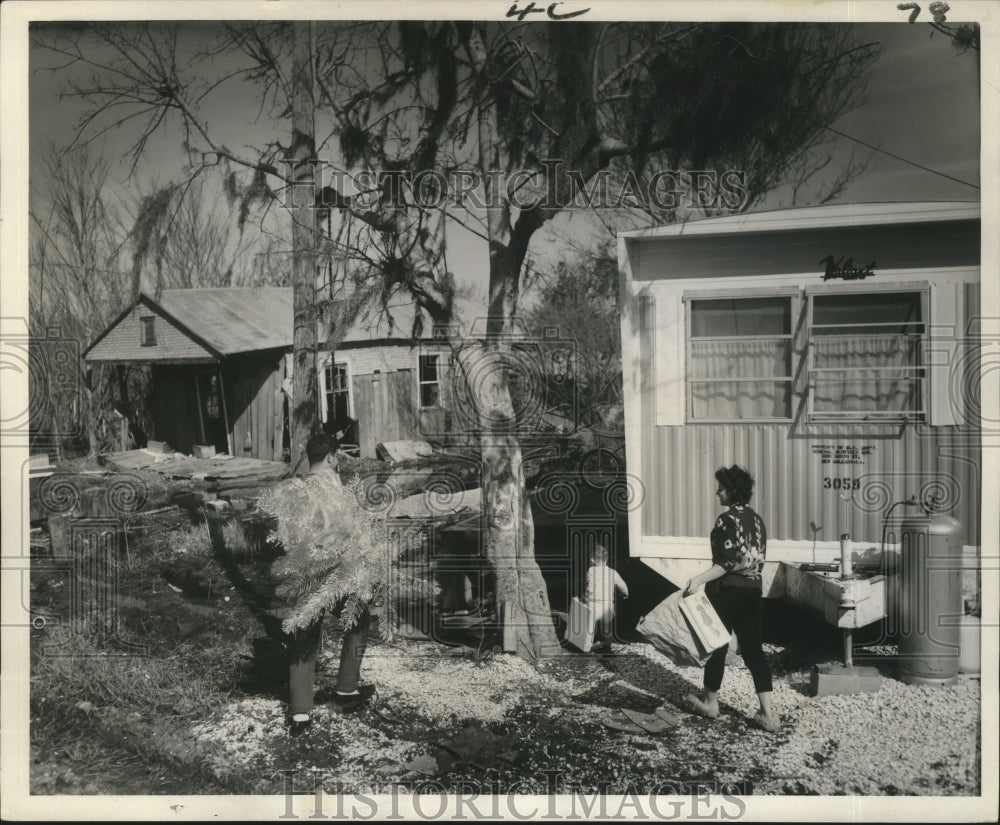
top-left (2, 1), bottom-right (997, 820)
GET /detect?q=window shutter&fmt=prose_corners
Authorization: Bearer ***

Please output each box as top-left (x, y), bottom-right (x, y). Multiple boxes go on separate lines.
top-left (928, 283), bottom-right (959, 427)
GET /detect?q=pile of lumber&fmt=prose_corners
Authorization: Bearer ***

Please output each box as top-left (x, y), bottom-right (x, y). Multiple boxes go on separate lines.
top-left (104, 449), bottom-right (287, 496)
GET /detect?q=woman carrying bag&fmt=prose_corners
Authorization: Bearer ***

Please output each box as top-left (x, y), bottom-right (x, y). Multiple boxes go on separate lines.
top-left (681, 465), bottom-right (780, 733)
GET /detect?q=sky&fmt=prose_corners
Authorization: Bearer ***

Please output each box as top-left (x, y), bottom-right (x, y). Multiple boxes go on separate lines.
top-left (27, 19), bottom-right (982, 301)
top-left (802, 22), bottom-right (979, 203)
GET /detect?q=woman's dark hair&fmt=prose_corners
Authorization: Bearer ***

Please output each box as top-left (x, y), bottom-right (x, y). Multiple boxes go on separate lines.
top-left (715, 464), bottom-right (754, 506)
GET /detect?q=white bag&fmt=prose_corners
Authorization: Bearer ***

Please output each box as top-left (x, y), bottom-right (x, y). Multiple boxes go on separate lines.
top-left (636, 590), bottom-right (728, 667)
top-left (678, 590), bottom-right (731, 652)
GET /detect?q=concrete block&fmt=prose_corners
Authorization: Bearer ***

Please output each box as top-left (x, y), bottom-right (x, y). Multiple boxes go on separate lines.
top-left (809, 663), bottom-right (882, 696)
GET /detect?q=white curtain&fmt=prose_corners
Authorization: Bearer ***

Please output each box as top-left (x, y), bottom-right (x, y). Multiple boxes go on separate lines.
top-left (812, 334), bottom-right (920, 413)
top-left (689, 338), bottom-right (790, 419)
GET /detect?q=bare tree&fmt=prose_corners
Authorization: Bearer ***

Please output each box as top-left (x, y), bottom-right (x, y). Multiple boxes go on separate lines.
top-left (29, 143), bottom-right (142, 454)
top-left (134, 176), bottom-right (257, 290)
top-left (523, 249), bottom-right (622, 419)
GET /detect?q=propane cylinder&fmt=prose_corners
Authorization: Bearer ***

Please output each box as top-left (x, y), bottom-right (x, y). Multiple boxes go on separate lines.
top-left (897, 512), bottom-right (964, 686)
top-left (839, 533), bottom-right (852, 578)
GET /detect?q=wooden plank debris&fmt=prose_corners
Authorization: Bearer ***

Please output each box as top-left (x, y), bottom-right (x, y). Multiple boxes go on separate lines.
top-left (103, 449), bottom-right (287, 493)
top-left (376, 440), bottom-right (434, 463)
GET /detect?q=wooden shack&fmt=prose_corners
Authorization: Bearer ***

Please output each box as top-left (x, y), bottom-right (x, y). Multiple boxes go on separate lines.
top-left (84, 288), bottom-right (291, 461)
top-left (318, 296), bottom-right (482, 457)
top-left (617, 201), bottom-right (981, 591)
top-left (85, 287), bottom-right (486, 461)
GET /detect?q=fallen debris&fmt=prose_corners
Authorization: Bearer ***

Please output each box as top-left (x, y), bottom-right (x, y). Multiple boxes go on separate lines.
top-left (375, 440), bottom-right (434, 463)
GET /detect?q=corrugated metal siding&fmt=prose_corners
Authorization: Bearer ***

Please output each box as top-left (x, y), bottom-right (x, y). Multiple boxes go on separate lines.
top-left (641, 422), bottom-right (980, 546)
top-left (639, 294), bottom-right (657, 530)
top-left (89, 304), bottom-right (216, 363)
top-left (638, 279), bottom-right (982, 547)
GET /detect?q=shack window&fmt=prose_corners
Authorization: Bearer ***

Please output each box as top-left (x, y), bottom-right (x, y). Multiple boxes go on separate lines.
top-left (419, 354), bottom-right (441, 407)
top-left (140, 316), bottom-right (156, 346)
top-left (687, 296), bottom-right (793, 421)
top-left (323, 362), bottom-right (351, 429)
top-left (808, 291), bottom-right (925, 420)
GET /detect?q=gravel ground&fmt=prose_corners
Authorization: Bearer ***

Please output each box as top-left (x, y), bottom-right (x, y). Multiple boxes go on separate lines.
top-left (600, 642), bottom-right (981, 795)
top-left (192, 696), bottom-right (421, 788)
top-left (767, 675), bottom-right (980, 795)
top-left (362, 647), bottom-right (562, 724)
top-left (189, 640), bottom-right (981, 796)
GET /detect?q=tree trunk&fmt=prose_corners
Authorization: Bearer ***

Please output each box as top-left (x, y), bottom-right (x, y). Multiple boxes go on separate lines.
top-left (459, 280), bottom-right (561, 661)
top-left (85, 386), bottom-right (101, 458)
top-left (479, 385), bottom-right (563, 660)
top-left (289, 22), bottom-right (319, 469)
top-left (464, 21), bottom-right (561, 659)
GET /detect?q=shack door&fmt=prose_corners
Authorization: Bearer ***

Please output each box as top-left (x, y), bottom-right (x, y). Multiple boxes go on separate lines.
top-left (195, 371), bottom-right (230, 454)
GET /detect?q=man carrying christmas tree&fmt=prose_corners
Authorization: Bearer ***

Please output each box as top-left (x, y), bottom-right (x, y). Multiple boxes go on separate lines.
top-left (261, 432), bottom-right (378, 736)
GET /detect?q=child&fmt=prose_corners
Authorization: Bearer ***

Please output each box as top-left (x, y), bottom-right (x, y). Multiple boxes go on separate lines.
top-left (583, 544), bottom-right (629, 652)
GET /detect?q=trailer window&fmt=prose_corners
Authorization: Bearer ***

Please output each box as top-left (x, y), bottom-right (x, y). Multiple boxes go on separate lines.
top-left (687, 297), bottom-right (793, 421)
top-left (808, 291), bottom-right (925, 420)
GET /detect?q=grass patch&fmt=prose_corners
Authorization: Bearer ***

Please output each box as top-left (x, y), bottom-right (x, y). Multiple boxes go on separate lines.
top-left (29, 507), bottom-right (288, 794)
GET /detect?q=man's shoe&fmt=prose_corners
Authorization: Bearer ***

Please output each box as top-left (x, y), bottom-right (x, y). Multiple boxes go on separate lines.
top-left (287, 714), bottom-right (313, 736)
top-left (330, 684), bottom-right (375, 711)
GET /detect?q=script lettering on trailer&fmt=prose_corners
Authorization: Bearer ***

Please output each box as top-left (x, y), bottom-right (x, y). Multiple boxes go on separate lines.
top-left (819, 255), bottom-right (877, 281)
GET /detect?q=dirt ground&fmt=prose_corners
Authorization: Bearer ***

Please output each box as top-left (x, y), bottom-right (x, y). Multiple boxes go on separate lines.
top-left (28, 505), bottom-right (981, 799)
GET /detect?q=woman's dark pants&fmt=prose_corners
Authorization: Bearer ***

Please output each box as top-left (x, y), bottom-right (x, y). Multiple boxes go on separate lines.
top-left (703, 582), bottom-right (773, 694)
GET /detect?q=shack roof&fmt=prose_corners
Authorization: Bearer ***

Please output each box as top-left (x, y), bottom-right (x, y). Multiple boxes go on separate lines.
top-left (156, 288), bottom-right (293, 354)
top-left (84, 287), bottom-right (293, 364)
top-left (85, 286), bottom-right (490, 364)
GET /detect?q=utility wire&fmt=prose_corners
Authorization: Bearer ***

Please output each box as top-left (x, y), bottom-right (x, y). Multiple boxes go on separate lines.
top-left (821, 123), bottom-right (980, 191)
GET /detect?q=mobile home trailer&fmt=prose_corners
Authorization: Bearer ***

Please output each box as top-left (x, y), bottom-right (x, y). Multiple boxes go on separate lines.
top-left (617, 202), bottom-right (981, 598)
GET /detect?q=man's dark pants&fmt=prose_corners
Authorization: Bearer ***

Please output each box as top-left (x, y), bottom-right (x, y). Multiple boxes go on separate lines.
top-left (288, 603), bottom-right (371, 715)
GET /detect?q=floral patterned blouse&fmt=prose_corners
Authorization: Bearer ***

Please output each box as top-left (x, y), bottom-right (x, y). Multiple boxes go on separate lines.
top-left (710, 504), bottom-right (767, 585)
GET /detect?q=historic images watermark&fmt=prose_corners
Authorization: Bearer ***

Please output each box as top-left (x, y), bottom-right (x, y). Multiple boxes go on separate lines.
top-left (277, 159), bottom-right (751, 213)
top-left (2, 318), bottom-right (149, 653)
top-left (0, 322), bottom-right (83, 447)
top-left (276, 768), bottom-right (758, 820)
